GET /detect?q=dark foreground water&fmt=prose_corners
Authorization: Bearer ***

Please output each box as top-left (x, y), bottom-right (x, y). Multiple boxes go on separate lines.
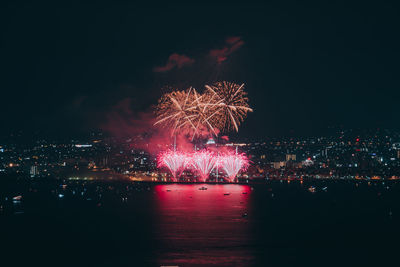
top-left (1, 179), bottom-right (399, 266)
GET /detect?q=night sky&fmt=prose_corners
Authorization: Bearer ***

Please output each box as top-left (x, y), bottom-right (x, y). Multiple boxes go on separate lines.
top-left (1, 2), bottom-right (399, 138)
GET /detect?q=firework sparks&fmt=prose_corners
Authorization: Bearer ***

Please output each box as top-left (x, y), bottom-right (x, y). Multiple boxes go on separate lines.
top-left (204, 81), bottom-right (253, 132)
top-left (154, 81), bottom-right (252, 138)
top-left (218, 152), bottom-right (249, 182)
top-left (157, 149), bottom-right (250, 183)
top-left (190, 150), bottom-right (218, 182)
top-left (154, 82), bottom-right (252, 182)
top-left (157, 150), bottom-right (190, 181)
top-left (154, 88), bottom-right (198, 135)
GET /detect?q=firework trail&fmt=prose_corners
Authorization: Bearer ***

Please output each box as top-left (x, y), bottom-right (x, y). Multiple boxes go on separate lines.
top-left (218, 152), bottom-right (249, 182)
top-left (190, 150), bottom-right (218, 182)
top-left (157, 150), bottom-right (190, 181)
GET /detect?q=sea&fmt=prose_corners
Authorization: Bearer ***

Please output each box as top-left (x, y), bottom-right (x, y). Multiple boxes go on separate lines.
top-left (1, 179), bottom-right (399, 266)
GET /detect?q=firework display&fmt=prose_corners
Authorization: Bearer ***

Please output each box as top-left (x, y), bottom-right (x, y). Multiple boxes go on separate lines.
top-left (204, 81), bottom-right (253, 132)
top-left (190, 150), bottom-right (219, 182)
top-left (155, 81), bottom-right (253, 183)
top-left (154, 88), bottom-right (205, 137)
top-left (157, 150), bottom-right (190, 181)
top-left (154, 81), bottom-right (252, 139)
top-left (218, 153), bottom-right (249, 182)
top-left (157, 150), bottom-right (249, 182)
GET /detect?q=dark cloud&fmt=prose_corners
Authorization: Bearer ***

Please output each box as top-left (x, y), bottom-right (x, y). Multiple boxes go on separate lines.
top-left (209, 36), bottom-right (244, 63)
top-left (153, 53), bottom-right (195, 72)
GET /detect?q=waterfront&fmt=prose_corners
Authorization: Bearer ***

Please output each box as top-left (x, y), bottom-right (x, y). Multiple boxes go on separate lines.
top-left (1, 179), bottom-right (399, 266)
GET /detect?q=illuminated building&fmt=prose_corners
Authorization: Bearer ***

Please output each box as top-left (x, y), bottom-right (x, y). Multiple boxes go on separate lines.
top-left (272, 161), bottom-right (286, 169)
top-left (286, 154), bottom-right (296, 161)
top-left (206, 138), bottom-right (216, 145)
top-left (30, 165), bottom-right (39, 177)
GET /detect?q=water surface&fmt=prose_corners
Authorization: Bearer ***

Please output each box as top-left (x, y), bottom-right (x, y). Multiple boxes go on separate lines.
top-left (1, 180), bottom-right (399, 266)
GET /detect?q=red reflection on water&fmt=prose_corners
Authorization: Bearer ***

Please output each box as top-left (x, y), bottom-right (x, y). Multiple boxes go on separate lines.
top-left (153, 184), bottom-right (253, 266)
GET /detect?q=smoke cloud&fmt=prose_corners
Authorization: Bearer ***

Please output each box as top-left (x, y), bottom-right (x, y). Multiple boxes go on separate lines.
top-left (101, 98), bottom-right (197, 155)
top-left (209, 36), bottom-right (244, 63)
top-left (153, 53), bottom-right (195, 72)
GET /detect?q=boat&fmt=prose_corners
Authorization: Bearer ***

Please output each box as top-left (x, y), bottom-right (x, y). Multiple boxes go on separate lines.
top-left (224, 192), bottom-right (231, 195)
top-left (308, 186), bottom-right (316, 193)
top-left (12, 195), bottom-right (22, 203)
top-left (198, 187), bottom-right (208, 190)
top-left (13, 195), bottom-right (22, 201)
